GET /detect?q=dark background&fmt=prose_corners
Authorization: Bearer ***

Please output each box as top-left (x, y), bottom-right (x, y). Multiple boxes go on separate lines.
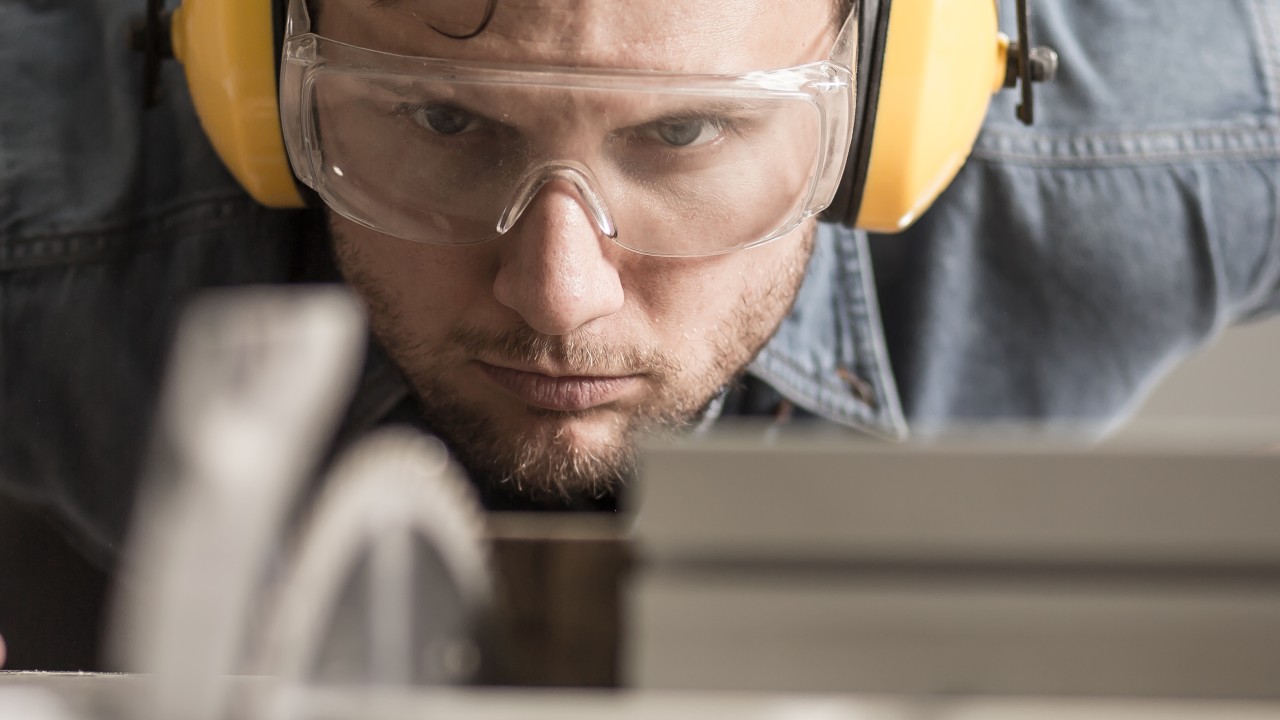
top-left (0, 496), bottom-right (110, 671)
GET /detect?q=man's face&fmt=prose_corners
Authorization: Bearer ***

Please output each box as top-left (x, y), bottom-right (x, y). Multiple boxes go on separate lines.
top-left (322, 0), bottom-right (835, 501)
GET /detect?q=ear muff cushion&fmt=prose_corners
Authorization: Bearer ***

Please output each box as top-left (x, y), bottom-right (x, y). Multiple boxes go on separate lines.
top-left (821, 0), bottom-right (893, 229)
top-left (171, 0), bottom-right (304, 208)
top-left (856, 0), bottom-right (1004, 232)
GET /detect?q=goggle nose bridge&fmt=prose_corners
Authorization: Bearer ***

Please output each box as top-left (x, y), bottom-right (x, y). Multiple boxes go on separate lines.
top-left (494, 160), bottom-right (619, 240)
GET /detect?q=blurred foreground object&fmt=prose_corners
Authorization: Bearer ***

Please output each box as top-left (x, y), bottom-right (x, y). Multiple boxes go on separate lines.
top-left (5, 285), bottom-right (1280, 716)
top-left (111, 286), bottom-right (364, 720)
top-left (107, 287), bottom-right (491, 720)
top-left (257, 428), bottom-right (490, 693)
top-left (7, 418), bottom-right (1280, 716)
top-left (630, 423), bottom-right (1280, 697)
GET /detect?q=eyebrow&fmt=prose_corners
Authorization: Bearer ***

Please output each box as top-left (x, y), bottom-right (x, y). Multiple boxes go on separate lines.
top-left (384, 88), bottom-right (784, 136)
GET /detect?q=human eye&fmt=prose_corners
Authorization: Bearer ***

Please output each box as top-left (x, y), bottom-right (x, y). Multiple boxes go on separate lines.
top-left (402, 102), bottom-right (485, 136)
top-left (639, 116), bottom-right (733, 148)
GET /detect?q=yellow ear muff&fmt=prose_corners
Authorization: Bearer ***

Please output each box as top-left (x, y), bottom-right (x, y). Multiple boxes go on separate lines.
top-left (170, 0), bottom-right (304, 208)
top-left (856, 0), bottom-right (1009, 232)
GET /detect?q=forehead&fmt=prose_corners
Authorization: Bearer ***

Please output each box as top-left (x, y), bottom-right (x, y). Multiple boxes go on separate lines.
top-left (317, 0), bottom-right (836, 74)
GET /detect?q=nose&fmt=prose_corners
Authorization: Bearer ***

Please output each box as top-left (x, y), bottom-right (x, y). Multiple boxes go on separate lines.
top-left (492, 180), bottom-right (625, 336)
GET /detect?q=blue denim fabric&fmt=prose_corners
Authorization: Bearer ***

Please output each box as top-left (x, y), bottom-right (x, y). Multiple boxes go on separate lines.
top-left (759, 0), bottom-right (1280, 436)
top-left (0, 0), bottom-right (309, 562)
top-left (3, 0), bottom-right (1279, 560)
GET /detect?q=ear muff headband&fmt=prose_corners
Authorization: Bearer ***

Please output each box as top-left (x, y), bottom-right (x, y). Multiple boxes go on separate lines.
top-left (170, 0), bottom-right (304, 208)
top-left (163, 0), bottom-right (1045, 227)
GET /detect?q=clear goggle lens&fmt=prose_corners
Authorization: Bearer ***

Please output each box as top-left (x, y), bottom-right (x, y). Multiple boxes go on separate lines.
top-left (281, 7), bottom-right (856, 257)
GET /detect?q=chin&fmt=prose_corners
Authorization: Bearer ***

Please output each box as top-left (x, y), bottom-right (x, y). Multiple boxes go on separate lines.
top-left (511, 404), bottom-right (633, 456)
top-left (481, 420), bottom-right (636, 502)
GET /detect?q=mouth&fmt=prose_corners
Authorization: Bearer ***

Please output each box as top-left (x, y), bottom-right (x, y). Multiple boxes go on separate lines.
top-left (475, 361), bottom-right (643, 412)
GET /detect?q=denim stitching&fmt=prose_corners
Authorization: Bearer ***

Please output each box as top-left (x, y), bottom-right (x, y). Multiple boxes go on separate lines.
top-left (754, 338), bottom-right (868, 425)
top-left (843, 230), bottom-right (907, 440)
top-left (0, 190), bottom-right (252, 244)
top-left (981, 124), bottom-right (1280, 142)
top-left (832, 229), bottom-right (903, 432)
top-left (751, 351), bottom-right (888, 433)
top-left (0, 194), bottom-right (267, 270)
top-left (970, 145), bottom-right (1280, 167)
top-left (748, 228), bottom-right (905, 439)
top-left (973, 126), bottom-right (1280, 166)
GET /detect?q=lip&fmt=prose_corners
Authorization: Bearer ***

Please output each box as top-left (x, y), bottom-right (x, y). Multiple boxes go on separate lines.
top-left (476, 362), bottom-right (641, 412)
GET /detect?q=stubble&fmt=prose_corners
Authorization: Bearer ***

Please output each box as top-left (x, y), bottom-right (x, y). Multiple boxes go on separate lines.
top-left (333, 222), bottom-right (816, 504)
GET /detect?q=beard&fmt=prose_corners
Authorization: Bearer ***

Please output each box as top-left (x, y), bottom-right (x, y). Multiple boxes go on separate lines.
top-left (393, 322), bottom-right (730, 507)
top-left (333, 222), bottom-right (815, 507)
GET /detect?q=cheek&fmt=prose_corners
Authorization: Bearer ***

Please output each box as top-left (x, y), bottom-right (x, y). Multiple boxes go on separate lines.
top-left (334, 220), bottom-right (497, 335)
top-left (625, 237), bottom-right (800, 354)
top-left (390, 250), bottom-right (486, 309)
top-left (626, 260), bottom-right (731, 345)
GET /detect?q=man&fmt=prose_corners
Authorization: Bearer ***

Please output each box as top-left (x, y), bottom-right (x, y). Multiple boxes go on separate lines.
top-left (310, 0), bottom-right (854, 505)
top-left (301, 0), bottom-right (1280, 508)
top-left (0, 0), bottom-right (1278, 668)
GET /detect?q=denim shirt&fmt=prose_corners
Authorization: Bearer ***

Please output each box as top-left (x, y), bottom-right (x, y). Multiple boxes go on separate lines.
top-left (3, 0), bottom-right (1279, 561)
top-left (755, 0), bottom-right (1280, 437)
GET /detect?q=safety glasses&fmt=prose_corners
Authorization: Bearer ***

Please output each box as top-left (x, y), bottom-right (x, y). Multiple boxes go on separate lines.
top-left (279, 0), bottom-right (857, 257)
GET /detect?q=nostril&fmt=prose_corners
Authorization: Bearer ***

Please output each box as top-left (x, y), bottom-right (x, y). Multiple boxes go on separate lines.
top-left (496, 161), bottom-right (618, 239)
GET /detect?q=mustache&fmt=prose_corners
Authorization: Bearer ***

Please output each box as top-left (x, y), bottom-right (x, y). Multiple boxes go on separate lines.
top-left (450, 323), bottom-right (679, 377)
